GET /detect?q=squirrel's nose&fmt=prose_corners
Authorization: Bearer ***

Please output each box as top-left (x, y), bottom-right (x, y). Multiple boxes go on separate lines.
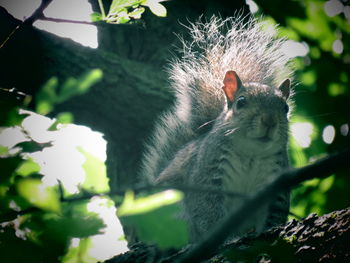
top-left (261, 114), bottom-right (276, 128)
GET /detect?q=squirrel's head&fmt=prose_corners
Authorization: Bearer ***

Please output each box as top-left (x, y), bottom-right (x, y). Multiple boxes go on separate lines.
top-left (221, 71), bottom-right (291, 154)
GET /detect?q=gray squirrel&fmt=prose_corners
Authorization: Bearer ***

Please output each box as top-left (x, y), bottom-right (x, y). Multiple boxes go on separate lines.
top-left (140, 16), bottom-right (293, 242)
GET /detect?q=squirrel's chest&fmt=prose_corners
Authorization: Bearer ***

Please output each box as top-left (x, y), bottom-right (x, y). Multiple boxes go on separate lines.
top-left (217, 148), bottom-right (283, 194)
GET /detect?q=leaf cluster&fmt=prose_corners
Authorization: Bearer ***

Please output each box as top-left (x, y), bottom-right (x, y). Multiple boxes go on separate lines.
top-left (92, 0), bottom-right (167, 24)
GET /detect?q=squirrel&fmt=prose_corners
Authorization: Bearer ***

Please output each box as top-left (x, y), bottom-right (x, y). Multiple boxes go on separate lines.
top-left (139, 16), bottom-right (293, 242)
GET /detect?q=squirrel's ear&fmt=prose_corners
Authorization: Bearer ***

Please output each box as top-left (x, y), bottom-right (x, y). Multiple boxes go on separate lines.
top-left (279, 79), bottom-right (290, 100)
top-left (222, 71), bottom-right (242, 103)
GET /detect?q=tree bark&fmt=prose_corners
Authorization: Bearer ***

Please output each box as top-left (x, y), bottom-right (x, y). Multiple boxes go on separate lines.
top-left (105, 207), bottom-right (350, 263)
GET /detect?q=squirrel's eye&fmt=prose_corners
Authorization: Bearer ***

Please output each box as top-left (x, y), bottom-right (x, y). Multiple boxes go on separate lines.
top-left (284, 104), bottom-right (289, 114)
top-left (236, 96), bottom-right (246, 109)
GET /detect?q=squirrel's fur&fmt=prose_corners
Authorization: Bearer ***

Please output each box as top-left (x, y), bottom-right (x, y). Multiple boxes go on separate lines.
top-left (141, 16), bottom-right (293, 184)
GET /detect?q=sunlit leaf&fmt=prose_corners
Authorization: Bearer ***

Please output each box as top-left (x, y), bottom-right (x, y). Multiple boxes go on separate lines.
top-left (328, 83), bottom-right (346, 96)
top-left (16, 178), bottom-right (61, 212)
top-left (0, 185), bottom-right (8, 197)
top-left (300, 70), bottom-right (316, 87)
top-left (36, 100), bottom-right (54, 115)
top-left (143, 0), bottom-right (167, 17)
top-left (36, 71), bottom-right (102, 115)
top-left (288, 2), bottom-right (336, 51)
top-left (319, 175), bottom-right (334, 192)
top-left (58, 69), bottom-right (103, 103)
top-left (109, 0), bottom-right (142, 14)
top-left (118, 191), bottom-right (188, 249)
top-left (0, 145), bottom-right (8, 155)
top-left (128, 7), bottom-right (145, 19)
top-left (57, 112), bottom-right (74, 124)
top-left (90, 12), bottom-right (103, 22)
top-left (16, 159), bottom-right (41, 177)
top-left (121, 203), bottom-right (188, 249)
top-left (309, 46), bottom-right (321, 59)
top-left (36, 77), bottom-right (58, 115)
top-left (116, 14), bottom-right (131, 24)
top-left (78, 68), bottom-right (103, 92)
top-left (118, 190), bottom-right (183, 216)
top-left (48, 112), bottom-right (74, 131)
top-left (58, 78), bottom-right (77, 102)
top-left (62, 238), bottom-right (96, 263)
top-left (106, 9), bottom-right (131, 24)
top-left (78, 147), bottom-right (109, 193)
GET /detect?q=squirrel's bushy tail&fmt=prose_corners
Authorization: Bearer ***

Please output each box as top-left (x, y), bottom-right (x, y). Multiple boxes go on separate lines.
top-left (141, 15), bottom-right (293, 183)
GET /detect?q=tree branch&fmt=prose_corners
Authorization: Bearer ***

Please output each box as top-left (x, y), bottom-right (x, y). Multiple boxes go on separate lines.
top-left (40, 16), bottom-right (96, 25)
top-left (0, 0), bottom-right (53, 49)
top-left (0, 183), bottom-right (246, 223)
top-left (177, 148), bottom-right (350, 263)
top-left (24, 0), bottom-right (53, 26)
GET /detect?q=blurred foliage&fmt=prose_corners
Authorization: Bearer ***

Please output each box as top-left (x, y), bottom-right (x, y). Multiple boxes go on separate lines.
top-left (92, 0), bottom-right (167, 24)
top-left (118, 190), bottom-right (188, 249)
top-left (253, 0), bottom-right (350, 219)
top-left (0, 71), bottom-right (129, 263)
top-left (36, 69), bottom-right (103, 115)
top-left (1, 0), bottom-right (350, 262)
top-left (0, 68), bottom-right (187, 262)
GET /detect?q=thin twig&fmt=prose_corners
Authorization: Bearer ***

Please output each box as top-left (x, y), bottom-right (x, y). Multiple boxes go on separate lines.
top-left (177, 148), bottom-right (350, 263)
top-left (40, 16), bottom-right (96, 25)
top-left (0, 24), bottom-right (20, 49)
top-left (98, 0), bottom-right (106, 19)
top-left (59, 184), bottom-right (247, 203)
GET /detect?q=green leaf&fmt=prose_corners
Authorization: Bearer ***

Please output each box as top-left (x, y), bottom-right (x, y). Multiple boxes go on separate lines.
top-left (0, 145), bottom-right (9, 155)
top-left (48, 112), bottom-right (74, 131)
top-left (15, 141), bottom-right (53, 153)
top-left (118, 190), bottom-right (183, 216)
top-left (128, 7), bottom-right (145, 19)
top-left (143, 0), bottom-right (167, 17)
top-left (116, 14), bottom-right (131, 24)
top-left (0, 156), bottom-right (22, 184)
top-left (36, 77), bottom-right (58, 115)
top-left (36, 71), bottom-right (102, 114)
top-left (16, 178), bottom-right (61, 212)
top-left (90, 12), bottom-right (103, 22)
top-left (44, 214), bottom-right (104, 239)
top-left (328, 83), bottom-right (346, 96)
top-left (118, 191), bottom-right (188, 249)
top-left (62, 238), bottom-right (96, 263)
top-left (121, 203), bottom-right (188, 249)
top-left (36, 100), bottom-right (54, 115)
top-left (0, 88), bottom-right (31, 126)
top-left (16, 159), bottom-right (41, 177)
top-left (106, 9), bottom-right (131, 24)
top-left (1, 107), bottom-right (30, 126)
top-left (78, 147), bottom-right (109, 194)
top-left (109, 0), bottom-right (143, 15)
top-left (58, 69), bottom-right (103, 103)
